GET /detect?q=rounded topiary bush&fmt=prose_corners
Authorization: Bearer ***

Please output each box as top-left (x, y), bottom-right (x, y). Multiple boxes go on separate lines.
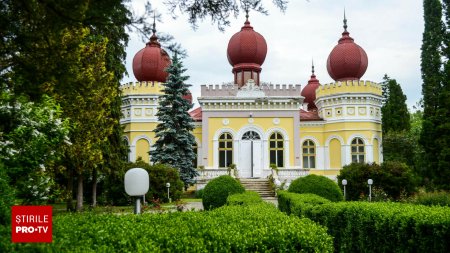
top-left (288, 174), bottom-right (343, 202)
top-left (202, 175), bottom-right (245, 210)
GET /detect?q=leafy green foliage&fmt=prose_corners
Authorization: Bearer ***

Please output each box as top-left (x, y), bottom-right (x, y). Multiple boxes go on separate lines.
top-left (97, 160), bottom-right (184, 205)
top-left (0, 92), bottom-right (70, 204)
top-left (420, 0), bottom-right (450, 190)
top-left (195, 188), bottom-right (204, 199)
top-left (382, 130), bottom-right (417, 168)
top-left (0, 162), bottom-right (15, 226)
top-left (288, 175), bottom-right (343, 202)
top-left (278, 191), bottom-right (450, 253)
top-left (10, 203), bottom-right (333, 252)
top-left (410, 190), bottom-right (450, 207)
top-left (151, 53), bottom-right (198, 188)
top-left (202, 175), bottom-right (245, 210)
top-left (277, 191), bottom-right (331, 215)
top-left (337, 162), bottom-right (417, 201)
top-left (381, 75), bottom-right (410, 134)
top-left (226, 191), bottom-right (263, 206)
top-left (165, 0), bottom-right (288, 31)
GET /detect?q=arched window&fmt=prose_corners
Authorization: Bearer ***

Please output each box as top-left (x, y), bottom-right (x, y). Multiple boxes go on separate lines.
top-left (269, 132), bottom-right (284, 167)
top-left (302, 140), bottom-right (315, 169)
top-left (192, 143), bottom-right (198, 168)
top-left (351, 138), bottom-right (365, 163)
top-left (242, 131), bottom-right (261, 140)
top-left (219, 133), bottom-right (233, 168)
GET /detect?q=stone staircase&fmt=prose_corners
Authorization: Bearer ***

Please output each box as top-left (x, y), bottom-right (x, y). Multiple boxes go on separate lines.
top-left (240, 178), bottom-right (275, 199)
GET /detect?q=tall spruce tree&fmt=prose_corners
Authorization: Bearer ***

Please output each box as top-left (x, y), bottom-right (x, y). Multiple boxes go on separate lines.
top-left (420, 0), bottom-right (450, 189)
top-left (151, 53), bottom-right (198, 188)
top-left (381, 75), bottom-right (410, 134)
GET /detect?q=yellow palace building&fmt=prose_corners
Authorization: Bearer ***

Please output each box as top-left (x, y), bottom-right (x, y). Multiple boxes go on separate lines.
top-left (120, 16), bottom-right (383, 184)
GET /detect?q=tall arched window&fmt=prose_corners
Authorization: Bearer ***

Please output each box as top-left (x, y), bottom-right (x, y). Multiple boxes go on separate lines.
top-left (351, 138), bottom-right (365, 163)
top-left (269, 132), bottom-right (284, 167)
top-left (302, 140), bottom-right (315, 169)
top-left (192, 143), bottom-right (198, 168)
top-left (219, 133), bottom-right (233, 168)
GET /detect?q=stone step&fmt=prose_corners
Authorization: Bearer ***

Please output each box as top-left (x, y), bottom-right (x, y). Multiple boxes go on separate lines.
top-left (239, 178), bottom-right (275, 198)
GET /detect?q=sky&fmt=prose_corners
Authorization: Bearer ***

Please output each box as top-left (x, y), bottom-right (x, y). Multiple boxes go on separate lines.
top-left (123, 0), bottom-right (424, 109)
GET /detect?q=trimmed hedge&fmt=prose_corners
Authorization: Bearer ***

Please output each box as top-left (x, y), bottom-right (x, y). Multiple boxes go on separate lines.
top-left (288, 174), bottom-right (343, 202)
top-left (195, 188), bottom-right (204, 199)
top-left (10, 203), bottom-right (333, 252)
top-left (227, 191), bottom-right (263, 206)
top-left (202, 175), bottom-right (245, 210)
top-left (278, 191), bottom-right (450, 252)
top-left (277, 191), bottom-right (331, 215)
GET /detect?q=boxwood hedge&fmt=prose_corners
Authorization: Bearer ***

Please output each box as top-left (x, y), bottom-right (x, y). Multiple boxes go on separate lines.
top-left (278, 191), bottom-right (450, 253)
top-left (202, 175), bottom-right (245, 210)
top-left (288, 174), bottom-right (343, 202)
top-left (226, 191), bottom-right (264, 206)
top-left (10, 203), bottom-right (333, 252)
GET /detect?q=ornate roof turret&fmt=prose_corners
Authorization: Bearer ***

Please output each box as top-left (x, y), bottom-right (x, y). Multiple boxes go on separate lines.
top-left (326, 11), bottom-right (368, 81)
top-left (132, 16), bottom-right (171, 82)
top-left (301, 60), bottom-right (321, 111)
top-left (226, 11), bottom-right (267, 87)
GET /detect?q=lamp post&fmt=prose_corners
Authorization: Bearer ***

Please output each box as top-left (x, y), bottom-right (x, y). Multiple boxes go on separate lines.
top-left (367, 179), bottom-right (373, 202)
top-left (342, 179), bottom-right (347, 201)
top-left (166, 182), bottom-right (171, 203)
top-left (124, 168), bottom-right (149, 214)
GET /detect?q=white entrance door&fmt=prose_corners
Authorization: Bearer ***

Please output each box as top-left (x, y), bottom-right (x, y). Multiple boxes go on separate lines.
top-left (239, 131), bottom-right (262, 178)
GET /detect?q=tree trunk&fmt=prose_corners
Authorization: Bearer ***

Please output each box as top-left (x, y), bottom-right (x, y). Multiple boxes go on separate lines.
top-left (66, 167), bottom-right (74, 212)
top-left (92, 168), bottom-right (97, 207)
top-left (76, 173), bottom-right (83, 212)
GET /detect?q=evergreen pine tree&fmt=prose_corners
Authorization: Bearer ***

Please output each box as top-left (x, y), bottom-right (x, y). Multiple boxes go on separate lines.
top-left (151, 53), bottom-right (198, 188)
top-left (420, 0), bottom-right (449, 189)
top-left (381, 75), bottom-right (410, 134)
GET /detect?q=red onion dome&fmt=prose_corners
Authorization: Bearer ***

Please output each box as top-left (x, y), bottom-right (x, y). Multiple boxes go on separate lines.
top-left (227, 19), bottom-right (267, 68)
top-left (301, 63), bottom-right (321, 111)
top-left (133, 31), bottom-right (171, 82)
top-left (182, 90), bottom-right (193, 104)
top-left (326, 16), bottom-right (368, 81)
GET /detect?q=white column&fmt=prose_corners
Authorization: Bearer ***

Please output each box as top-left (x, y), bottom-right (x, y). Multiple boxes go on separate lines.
top-left (130, 145), bottom-right (136, 162)
top-left (316, 146), bottom-right (325, 170)
top-left (324, 146), bottom-right (329, 170)
top-left (343, 145), bottom-right (351, 167)
top-left (366, 145), bottom-right (374, 163)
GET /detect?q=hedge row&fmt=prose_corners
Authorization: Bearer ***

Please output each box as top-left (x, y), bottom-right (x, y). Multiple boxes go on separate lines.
top-left (278, 191), bottom-right (450, 253)
top-left (11, 203), bottom-right (333, 252)
top-left (226, 191), bottom-right (264, 206)
top-left (277, 191), bottom-right (331, 215)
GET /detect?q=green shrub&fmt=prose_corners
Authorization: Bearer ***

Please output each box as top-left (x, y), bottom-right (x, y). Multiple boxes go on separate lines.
top-left (101, 160), bottom-right (184, 205)
top-left (0, 162), bottom-right (14, 253)
top-left (195, 188), bottom-right (204, 199)
top-left (202, 175), bottom-right (244, 210)
top-left (411, 190), bottom-right (450, 207)
top-left (277, 190), bottom-right (331, 215)
top-left (227, 191), bottom-right (263, 206)
top-left (0, 163), bottom-right (14, 226)
top-left (337, 161), bottom-right (417, 201)
top-left (279, 191), bottom-right (450, 253)
top-left (288, 174), bottom-right (343, 202)
top-left (10, 203), bottom-right (333, 252)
